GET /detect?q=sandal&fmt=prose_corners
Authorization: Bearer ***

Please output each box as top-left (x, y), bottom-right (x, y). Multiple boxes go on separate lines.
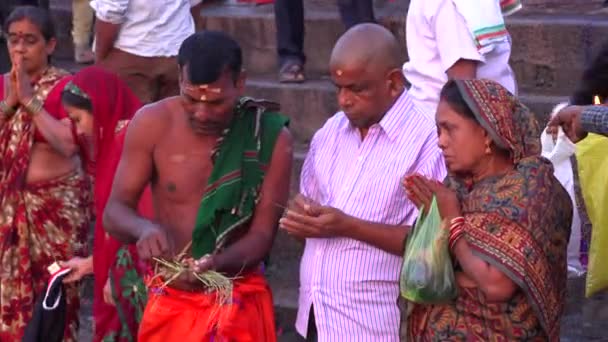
top-left (279, 61), bottom-right (306, 83)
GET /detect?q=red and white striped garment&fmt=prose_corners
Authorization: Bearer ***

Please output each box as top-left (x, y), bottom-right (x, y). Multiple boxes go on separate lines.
top-left (295, 90), bottom-right (447, 341)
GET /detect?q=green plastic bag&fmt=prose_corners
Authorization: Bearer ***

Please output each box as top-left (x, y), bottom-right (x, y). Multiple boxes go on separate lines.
top-left (400, 196), bottom-right (457, 304)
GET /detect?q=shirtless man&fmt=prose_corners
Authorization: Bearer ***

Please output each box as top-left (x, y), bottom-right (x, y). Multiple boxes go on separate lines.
top-left (103, 31), bottom-right (292, 341)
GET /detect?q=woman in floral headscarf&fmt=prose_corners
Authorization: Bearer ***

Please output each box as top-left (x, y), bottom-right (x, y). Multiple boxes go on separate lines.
top-left (402, 79), bottom-right (572, 341)
top-left (59, 66), bottom-right (153, 342)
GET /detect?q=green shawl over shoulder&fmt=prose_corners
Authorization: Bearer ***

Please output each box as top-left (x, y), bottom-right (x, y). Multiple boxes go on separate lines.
top-left (191, 97), bottom-right (289, 258)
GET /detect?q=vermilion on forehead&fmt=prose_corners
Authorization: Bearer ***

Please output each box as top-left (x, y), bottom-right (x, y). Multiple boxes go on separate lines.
top-left (8, 32), bottom-right (38, 39)
top-left (183, 83), bottom-right (223, 101)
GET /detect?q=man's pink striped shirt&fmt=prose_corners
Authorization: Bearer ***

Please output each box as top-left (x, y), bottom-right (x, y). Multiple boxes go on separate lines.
top-left (295, 90), bottom-right (447, 341)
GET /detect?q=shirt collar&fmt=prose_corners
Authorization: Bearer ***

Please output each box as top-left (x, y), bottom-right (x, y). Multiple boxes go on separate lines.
top-left (341, 90), bottom-right (413, 142)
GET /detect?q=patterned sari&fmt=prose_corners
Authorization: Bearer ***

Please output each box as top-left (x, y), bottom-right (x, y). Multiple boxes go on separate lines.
top-left (66, 66), bottom-right (153, 342)
top-left (0, 67), bottom-right (91, 341)
top-left (404, 80), bottom-right (572, 341)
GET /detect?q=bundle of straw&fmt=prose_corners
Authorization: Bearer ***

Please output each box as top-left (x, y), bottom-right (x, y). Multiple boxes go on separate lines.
top-left (149, 242), bottom-right (236, 305)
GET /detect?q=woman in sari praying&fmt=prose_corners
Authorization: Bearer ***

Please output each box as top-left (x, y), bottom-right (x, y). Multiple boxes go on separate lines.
top-left (402, 79), bottom-right (572, 341)
top-left (59, 66), bottom-right (154, 342)
top-left (0, 6), bottom-right (91, 341)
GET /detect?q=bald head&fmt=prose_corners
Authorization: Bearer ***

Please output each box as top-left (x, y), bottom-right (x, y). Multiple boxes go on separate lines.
top-left (330, 23), bottom-right (402, 73)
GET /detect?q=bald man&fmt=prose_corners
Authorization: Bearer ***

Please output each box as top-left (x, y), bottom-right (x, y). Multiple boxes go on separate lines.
top-left (279, 24), bottom-right (447, 341)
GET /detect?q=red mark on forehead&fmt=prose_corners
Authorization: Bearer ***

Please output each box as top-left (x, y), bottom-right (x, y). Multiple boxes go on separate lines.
top-left (183, 83), bottom-right (222, 101)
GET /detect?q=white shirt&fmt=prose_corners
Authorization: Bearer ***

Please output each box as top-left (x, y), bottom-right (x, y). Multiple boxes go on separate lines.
top-left (295, 91), bottom-right (447, 341)
top-left (90, 0), bottom-right (201, 57)
top-left (403, 0), bottom-right (517, 116)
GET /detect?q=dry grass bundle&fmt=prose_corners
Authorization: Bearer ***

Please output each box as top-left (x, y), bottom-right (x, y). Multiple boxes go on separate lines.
top-left (149, 242), bottom-right (236, 306)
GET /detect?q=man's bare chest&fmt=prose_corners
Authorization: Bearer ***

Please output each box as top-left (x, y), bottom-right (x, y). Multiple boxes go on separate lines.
top-left (152, 139), bottom-right (215, 203)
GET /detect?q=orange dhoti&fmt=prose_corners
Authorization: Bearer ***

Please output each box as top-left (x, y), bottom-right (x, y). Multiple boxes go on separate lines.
top-left (138, 272), bottom-right (277, 342)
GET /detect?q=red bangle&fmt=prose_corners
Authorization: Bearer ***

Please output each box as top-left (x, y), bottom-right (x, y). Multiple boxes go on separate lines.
top-left (449, 228), bottom-right (464, 240)
top-left (449, 231), bottom-right (465, 251)
top-left (449, 222), bottom-right (463, 232)
top-left (450, 217), bottom-right (465, 226)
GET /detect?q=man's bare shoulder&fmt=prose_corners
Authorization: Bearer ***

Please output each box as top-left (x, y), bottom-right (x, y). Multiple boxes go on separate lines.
top-left (126, 97), bottom-right (181, 142)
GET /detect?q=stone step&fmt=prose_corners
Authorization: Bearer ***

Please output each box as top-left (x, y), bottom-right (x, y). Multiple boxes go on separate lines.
top-left (47, 0), bottom-right (608, 99)
top-left (55, 55), bottom-right (567, 148)
top-left (203, 3), bottom-right (608, 97)
top-left (246, 72), bottom-right (569, 145)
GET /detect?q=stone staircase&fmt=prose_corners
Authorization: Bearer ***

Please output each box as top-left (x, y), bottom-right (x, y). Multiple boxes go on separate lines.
top-left (46, 0), bottom-right (608, 340)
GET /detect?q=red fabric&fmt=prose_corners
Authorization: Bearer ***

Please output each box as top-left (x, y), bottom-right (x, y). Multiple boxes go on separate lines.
top-left (68, 66), bottom-right (153, 341)
top-left (0, 74), bottom-right (75, 143)
top-left (139, 273), bottom-right (277, 342)
top-left (0, 67), bottom-right (90, 341)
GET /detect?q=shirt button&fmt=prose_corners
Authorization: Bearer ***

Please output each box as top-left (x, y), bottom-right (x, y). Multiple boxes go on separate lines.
top-left (316, 250), bottom-right (321, 257)
top-left (357, 155), bottom-right (363, 162)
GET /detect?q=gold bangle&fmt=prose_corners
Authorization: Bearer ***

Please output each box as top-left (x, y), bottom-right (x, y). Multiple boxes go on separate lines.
top-left (0, 100), bottom-right (15, 117)
top-left (24, 96), bottom-right (43, 117)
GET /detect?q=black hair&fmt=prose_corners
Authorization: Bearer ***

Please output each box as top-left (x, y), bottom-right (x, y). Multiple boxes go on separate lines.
top-left (3, 6), bottom-right (56, 42)
top-left (177, 31), bottom-right (242, 85)
top-left (571, 39), bottom-right (608, 105)
top-left (61, 90), bottom-right (92, 112)
top-left (440, 79), bottom-right (477, 121)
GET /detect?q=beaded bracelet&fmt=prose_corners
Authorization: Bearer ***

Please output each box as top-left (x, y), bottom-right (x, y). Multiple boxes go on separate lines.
top-left (0, 100), bottom-right (16, 117)
top-left (23, 96), bottom-right (43, 117)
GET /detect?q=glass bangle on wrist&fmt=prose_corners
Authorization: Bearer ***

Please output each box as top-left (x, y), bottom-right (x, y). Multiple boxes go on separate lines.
top-left (24, 96), bottom-right (43, 117)
top-left (0, 100), bottom-right (16, 117)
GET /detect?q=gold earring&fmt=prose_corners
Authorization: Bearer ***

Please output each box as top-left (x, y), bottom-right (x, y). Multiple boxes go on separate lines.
top-left (485, 143), bottom-right (492, 155)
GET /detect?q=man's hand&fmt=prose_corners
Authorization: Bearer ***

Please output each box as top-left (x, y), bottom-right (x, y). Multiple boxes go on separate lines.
top-left (172, 255), bottom-right (216, 287)
top-left (136, 224), bottom-right (171, 261)
top-left (279, 202), bottom-right (352, 239)
top-left (288, 194), bottom-right (321, 216)
top-left (60, 256), bottom-right (94, 283)
top-left (547, 105), bottom-right (587, 143)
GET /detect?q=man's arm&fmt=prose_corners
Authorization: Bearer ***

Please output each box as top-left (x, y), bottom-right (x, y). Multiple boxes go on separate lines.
top-left (547, 105), bottom-right (608, 142)
top-left (345, 219), bottom-right (409, 256)
top-left (446, 60), bottom-right (478, 79)
top-left (190, 0), bottom-right (204, 30)
top-left (434, 0), bottom-right (482, 79)
top-left (90, 0), bottom-right (128, 62)
top-left (103, 107), bottom-right (159, 244)
top-left (580, 105), bottom-right (608, 136)
top-left (94, 20), bottom-right (121, 62)
top-left (211, 129), bottom-right (293, 274)
top-left (339, 138), bottom-right (445, 256)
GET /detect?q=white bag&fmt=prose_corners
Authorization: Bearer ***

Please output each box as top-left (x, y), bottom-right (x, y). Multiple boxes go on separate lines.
top-left (541, 114), bottom-right (584, 278)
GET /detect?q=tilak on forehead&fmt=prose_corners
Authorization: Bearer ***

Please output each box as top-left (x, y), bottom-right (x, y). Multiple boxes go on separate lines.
top-left (184, 83), bottom-right (222, 101)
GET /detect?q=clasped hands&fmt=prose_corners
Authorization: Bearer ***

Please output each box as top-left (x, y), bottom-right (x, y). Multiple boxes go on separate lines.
top-left (402, 174), bottom-right (461, 221)
top-left (5, 53), bottom-right (36, 111)
top-left (279, 194), bottom-right (352, 239)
